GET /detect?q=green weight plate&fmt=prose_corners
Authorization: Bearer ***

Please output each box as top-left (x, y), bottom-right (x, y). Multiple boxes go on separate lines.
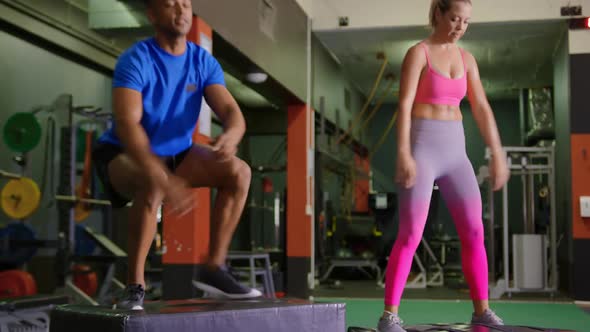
top-left (3, 113), bottom-right (41, 153)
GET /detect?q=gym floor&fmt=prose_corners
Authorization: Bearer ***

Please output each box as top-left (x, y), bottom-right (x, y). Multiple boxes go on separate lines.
top-left (312, 281), bottom-right (590, 331)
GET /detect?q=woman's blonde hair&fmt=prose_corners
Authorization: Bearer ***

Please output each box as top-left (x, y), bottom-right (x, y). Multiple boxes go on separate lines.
top-left (429, 0), bottom-right (472, 27)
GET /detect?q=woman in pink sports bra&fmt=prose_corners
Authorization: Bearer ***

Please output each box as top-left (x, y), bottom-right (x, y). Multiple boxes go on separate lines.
top-left (376, 1), bottom-right (510, 332)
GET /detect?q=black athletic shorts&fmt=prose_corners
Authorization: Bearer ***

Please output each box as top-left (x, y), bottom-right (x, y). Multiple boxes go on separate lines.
top-left (92, 143), bottom-right (191, 208)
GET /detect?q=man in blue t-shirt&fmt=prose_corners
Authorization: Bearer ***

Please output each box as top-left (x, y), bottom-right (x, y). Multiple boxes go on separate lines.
top-left (93, 0), bottom-right (261, 309)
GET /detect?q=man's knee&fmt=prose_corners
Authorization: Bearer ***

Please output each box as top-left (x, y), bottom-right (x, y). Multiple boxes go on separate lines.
top-left (131, 168), bottom-right (167, 208)
top-left (108, 155), bottom-right (140, 199)
top-left (228, 158), bottom-right (251, 189)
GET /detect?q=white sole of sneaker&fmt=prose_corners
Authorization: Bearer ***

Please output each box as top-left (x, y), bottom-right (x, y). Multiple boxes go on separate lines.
top-left (114, 304), bottom-right (144, 310)
top-left (192, 280), bottom-right (263, 299)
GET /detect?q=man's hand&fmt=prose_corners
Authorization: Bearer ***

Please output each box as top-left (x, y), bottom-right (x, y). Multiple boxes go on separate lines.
top-left (141, 159), bottom-right (193, 216)
top-left (211, 131), bottom-right (240, 161)
top-left (204, 84), bottom-right (245, 162)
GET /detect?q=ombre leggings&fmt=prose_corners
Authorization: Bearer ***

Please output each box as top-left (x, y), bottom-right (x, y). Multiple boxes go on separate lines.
top-left (385, 118), bottom-right (488, 306)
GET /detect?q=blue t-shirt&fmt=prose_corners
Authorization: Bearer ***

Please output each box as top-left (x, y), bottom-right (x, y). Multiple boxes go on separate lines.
top-left (99, 37), bottom-right (225, 156)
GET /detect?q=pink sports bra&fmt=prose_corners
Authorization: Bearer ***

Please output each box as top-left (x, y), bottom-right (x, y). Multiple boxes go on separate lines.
top-left (414, 43), bottom-right (467, 107)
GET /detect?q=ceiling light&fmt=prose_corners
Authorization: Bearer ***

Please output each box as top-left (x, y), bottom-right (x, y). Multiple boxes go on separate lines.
top-left (246, 72), bottom-right (268, 84)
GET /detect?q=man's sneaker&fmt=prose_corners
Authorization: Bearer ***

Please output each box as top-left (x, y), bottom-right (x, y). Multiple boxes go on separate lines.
top-left (471, 309), bottom-right (504, 326)
top-left (376, 312), bottom-right (406, 332)
top-left (115, 284), bottom-right (145, 310)
top-left (192, 266), bottom-right (262, 299)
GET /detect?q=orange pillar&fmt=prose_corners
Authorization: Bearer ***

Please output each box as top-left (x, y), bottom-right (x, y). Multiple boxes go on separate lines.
top-left (286, 103), bottom-right (314, 298)
top-left (354, 153), bottom-right (370, 213)
top-left (571, 134), bottom-right (590, 240)
top-left (161, 15), bottom-right (212, 300)
top-left (569, 48), bottom-right (590, 300)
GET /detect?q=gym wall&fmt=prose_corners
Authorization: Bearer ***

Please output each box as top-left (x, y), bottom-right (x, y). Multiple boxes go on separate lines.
top-left (192, 0), bottom-right (308, 101)
top-left (312, 34), bottom-right (364, 141)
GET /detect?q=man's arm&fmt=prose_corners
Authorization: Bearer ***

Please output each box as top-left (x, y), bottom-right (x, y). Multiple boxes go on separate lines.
top-left (203, 84), bottom-right (246, 159)
top-left (113, 87), bottom-right (170, 184)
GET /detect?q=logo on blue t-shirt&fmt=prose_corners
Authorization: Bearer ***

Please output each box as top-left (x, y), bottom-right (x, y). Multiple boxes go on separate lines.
top-left (186, 84), bottom-right (197, 92)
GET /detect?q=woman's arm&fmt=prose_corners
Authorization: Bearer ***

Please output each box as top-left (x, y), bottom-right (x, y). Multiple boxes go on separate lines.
top-left (465, 51), bottom-right (503, 155)
top-left (395, 44), bottom-right (427, 188)
top-left (464, 50), bottom-right (509, 190)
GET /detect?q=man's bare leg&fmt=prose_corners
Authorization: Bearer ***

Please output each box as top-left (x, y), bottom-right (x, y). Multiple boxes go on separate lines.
top-left (108, 155), bottom-right (163, 291)
top-left (175, 144), bottom-right (251, 266)
top-left (174, 144), bottom-right (259, 298)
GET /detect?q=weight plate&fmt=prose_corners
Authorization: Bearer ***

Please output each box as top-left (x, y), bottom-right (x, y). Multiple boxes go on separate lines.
top-left (0, 223), bottom-right (37, 268)
top-left (3, 112), bottom-right (42, 153)
top-left (0, 269), bottom-right (37, 297)
top-left (1, 178), bottom-right (41, 219)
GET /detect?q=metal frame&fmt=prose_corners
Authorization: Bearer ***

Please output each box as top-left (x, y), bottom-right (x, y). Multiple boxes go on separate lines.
top-left (53, 94), bottom-right (123, 305)
top-left (381, 238), bottom-right (444, 289)
top-left (487, 146), bottom-right (558, 299)
top-left (320, 258), bottom-right (383, 287)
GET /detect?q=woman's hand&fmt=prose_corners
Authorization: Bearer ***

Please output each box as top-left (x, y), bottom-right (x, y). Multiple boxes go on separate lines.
top-left (489, 151), bottom-right (510, 191)
top-left (395, 152), bottom-right (417, 189)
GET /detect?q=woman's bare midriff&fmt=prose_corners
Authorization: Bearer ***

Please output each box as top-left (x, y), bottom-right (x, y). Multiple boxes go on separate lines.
top-left (412, 103), bottom-right (462, 121)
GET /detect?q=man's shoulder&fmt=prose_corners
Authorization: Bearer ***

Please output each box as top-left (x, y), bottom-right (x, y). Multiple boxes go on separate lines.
top-left (187, 40), bottom-right (206, 53)
top-left (132, 38), bottom-right (154, 53)
top-left (118, 38), bottom-right (152, 62)
top-left (187, 41), bottom-right (218, 63)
